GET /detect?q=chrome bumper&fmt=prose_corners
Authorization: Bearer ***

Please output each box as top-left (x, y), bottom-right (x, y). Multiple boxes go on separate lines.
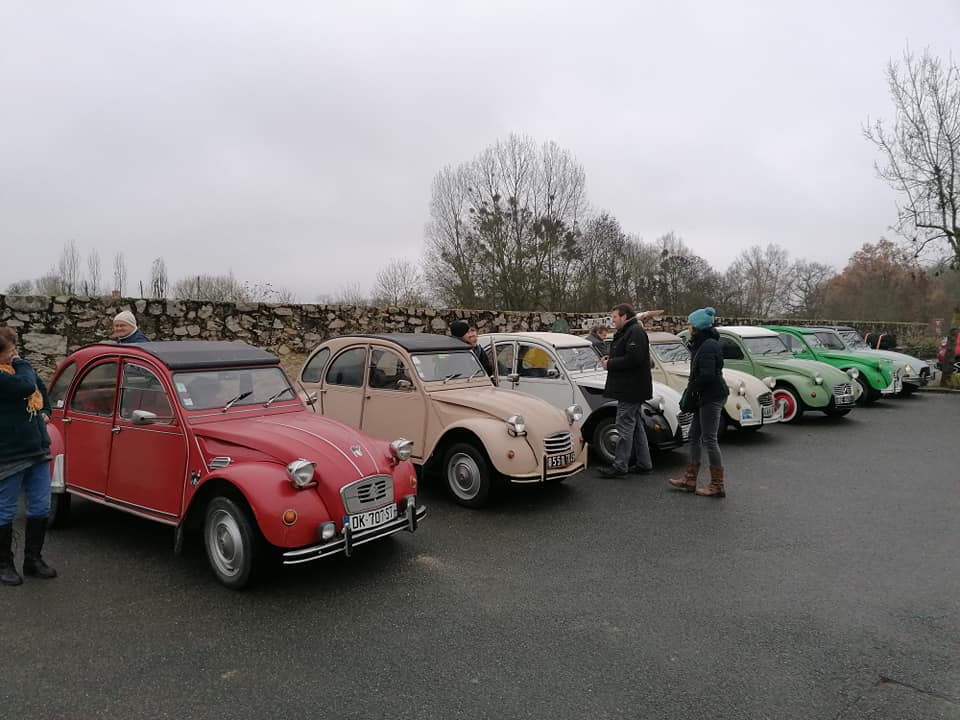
top-left (880, 375), bottom-right (903, 395)
top-left (282, 500), bottom-right (427, 566)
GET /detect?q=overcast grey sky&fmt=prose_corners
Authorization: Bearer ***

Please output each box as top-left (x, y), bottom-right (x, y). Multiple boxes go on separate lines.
top-left (1, 1), bottom-right (957, 301)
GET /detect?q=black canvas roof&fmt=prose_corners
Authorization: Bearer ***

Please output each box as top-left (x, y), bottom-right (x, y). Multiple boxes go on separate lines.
top-left (347, 333), bottom-right (471, 353)
top-left (133, 341), bottom-right (279, 369)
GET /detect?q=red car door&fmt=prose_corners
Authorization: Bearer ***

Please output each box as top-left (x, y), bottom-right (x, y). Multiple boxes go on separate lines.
top-left (105, 361), bottom-right (188, 520)
top-left (63, 359), bottom-right (120, 497)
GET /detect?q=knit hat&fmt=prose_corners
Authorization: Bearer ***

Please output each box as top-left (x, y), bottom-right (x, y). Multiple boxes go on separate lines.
top-left (449, 320), bottom-right (470, 338)
top-left (114, 310), bottom-right (138, 330)
top-left (687, 306), bottom-right (716, 331)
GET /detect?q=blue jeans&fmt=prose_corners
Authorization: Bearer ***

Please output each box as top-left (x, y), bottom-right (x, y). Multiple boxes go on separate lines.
top-left (0, 461), bottom-right (51, 525)
top-left (613, 400), bottom-right (653, 472)
top-left (688, 400), bottom-right (724, 467)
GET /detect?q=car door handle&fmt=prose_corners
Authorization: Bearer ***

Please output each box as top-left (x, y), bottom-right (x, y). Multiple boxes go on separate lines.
top-left (112, 426), bottom-right (121, 434)
top-left (62, 418), bottom-right (72, 424)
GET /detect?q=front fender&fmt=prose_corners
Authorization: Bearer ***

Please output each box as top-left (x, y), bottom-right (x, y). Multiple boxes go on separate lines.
top-left (190, 462), bottom-right (334, 549)
top-left (433, 418), bottom-right (539, 477)
top-left (776, 374), bottom-right (830, 408)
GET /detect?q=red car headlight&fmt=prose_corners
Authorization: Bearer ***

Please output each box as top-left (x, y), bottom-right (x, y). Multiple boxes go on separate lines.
top-left (286, 459), bottom-right (316, 489)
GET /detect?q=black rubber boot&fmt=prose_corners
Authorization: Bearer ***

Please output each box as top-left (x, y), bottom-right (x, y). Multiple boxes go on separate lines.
top-left (0, 524), bottom-right (23, 586)
top-left (23, 517), bottom-right (57, 579)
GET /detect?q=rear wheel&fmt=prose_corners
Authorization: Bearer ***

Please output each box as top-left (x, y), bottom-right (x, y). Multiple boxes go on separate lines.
top-left (591, 416), bottom-right (618, 465)
top-left (203, 496), bottom-right (265, 590)
top-left (772, 386), bottom-right (803, 423)
top-left (443, 442), bottom-right (494, 508)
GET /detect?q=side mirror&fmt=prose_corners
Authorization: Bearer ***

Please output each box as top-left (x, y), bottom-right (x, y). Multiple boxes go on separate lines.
top-left (131, 410), bottom-right (158, 425)
top-left (546, 368), bottom-right (560, 379)
top-left (304, 391), bottom-right (319, 406)
top-left (396, 379), bottom-right (413, 391)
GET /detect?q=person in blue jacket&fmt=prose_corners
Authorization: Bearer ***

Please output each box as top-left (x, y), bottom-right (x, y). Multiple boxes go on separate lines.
top-left (0, 327), bottom-right (57, 586)
top-left (113, 311), bottom-right (150, 343)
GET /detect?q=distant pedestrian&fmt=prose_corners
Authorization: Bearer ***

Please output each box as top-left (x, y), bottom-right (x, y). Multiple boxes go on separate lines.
top-left (450, 320), bottom-right (494, 377)
top-left (0, 327), bottom-right (57, 586)
top-left (586, 324), bottom-right (607, 353)
top-left (598, 303), bottom-right (653, 477)
top-left (669, 306), bottom-right (729, 497)
top-left (113, 311), bottom-right (150, 343)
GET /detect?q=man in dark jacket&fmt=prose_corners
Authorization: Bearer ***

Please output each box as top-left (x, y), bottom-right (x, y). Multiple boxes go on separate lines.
top-left (450, 320), bottom-right (494, 377)
top-left (113, 311), bottom-right (150, 343)
top-left (599, 303), bottom-right (653, 477)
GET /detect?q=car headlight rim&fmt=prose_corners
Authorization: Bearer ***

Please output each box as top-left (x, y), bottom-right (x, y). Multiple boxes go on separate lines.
top-left (814, 374), bottom-right (824, 386)
top-left (286, 459), bottom-right (316, 489)
top-left (390, 438), bottom-right (414, 462)
top-left (564, 404), bottom-right (583, 424)
top-left (762, 376), bottom-right (776, 389)
top-left (506, 414), bottom-right (527, 437)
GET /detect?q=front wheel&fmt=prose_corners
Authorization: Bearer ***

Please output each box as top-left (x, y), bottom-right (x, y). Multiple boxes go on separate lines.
top-left (900, 383), bottom-right (918, 396)
top-left (203, 496), bottom-right (265, 590)
top-left (772, 386), bottom-right (804, 423)
top-left (823, 407), bottom-right (851, 417)
top-left (443, 443), bottom-right (494, 508)
top-left (856, 376), bottom-right (878, 405)
top-left (591, 416), bottom-right (618, 465)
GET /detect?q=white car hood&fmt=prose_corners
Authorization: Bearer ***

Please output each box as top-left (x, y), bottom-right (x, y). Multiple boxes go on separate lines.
top-left (571, 369), bottom-right (683, 433)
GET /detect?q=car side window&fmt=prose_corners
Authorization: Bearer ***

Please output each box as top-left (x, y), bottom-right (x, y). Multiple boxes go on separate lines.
top-left (326, 348), bottom-right (367, 387)
top-left (301, 348), bottom-right (330, 383)
top-left (517, 344), bottom-right (556, 378)
top-left (48, 362), bottom-right (77, 410)
top-left (368, 349), bottom-right (411, 391)
top-left (70, 362), bottom-right (119, 417)
top-left (779, 334), bottom-right (800, 352)
top-left (119, 363), bottom-right (174, 424)
top-left (720, 337), bottom-right (744, 360)
top-left (494, 343), bottom-right (515, 375)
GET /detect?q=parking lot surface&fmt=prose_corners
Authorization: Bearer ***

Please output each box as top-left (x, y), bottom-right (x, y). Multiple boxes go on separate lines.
top-left (2, 394), bottom-right (958, 719)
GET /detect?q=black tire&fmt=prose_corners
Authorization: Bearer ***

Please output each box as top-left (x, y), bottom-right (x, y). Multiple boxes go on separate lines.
top-left (591, 415), bottom-right (618, 466)
top-left (856, 376), bottom-right (878, 405)
top-left (203, 496), bottom-right (266, 590)
top-left (442, 442), bottom-right (494, 508)
top-left (47, 493), bottom-right (72, 529)
top-left (772, 385), bottom-right (804, 423)
top-left (900, 384), bottom-right (918, 396)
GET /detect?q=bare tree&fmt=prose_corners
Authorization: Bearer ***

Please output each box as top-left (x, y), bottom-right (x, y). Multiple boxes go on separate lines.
top-left (150, 257), bottom-right (168, 299)
top-left (371, 258), bottom-right (430, 306)
top-left (113, 251), bottom-right (128, 295)
top-left (56, 240), bottom-right (81, 295)
top-left (4, 280), bottom-right (34, 294)
top-left (724, 244), bottom-right (792, 317)
top-left (323, 282), bottom-right (369, 306)
top-left (785, 260), bottom-right (835, 317)
top-left (85, 249), bottom-right (102, 296)
top-left (865, 48), bottom-right (960, 383)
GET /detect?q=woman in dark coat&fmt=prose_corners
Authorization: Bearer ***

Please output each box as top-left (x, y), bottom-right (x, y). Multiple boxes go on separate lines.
top-left (0, 327), bottom-right (57, 585)
top-left (669, 307), bottom-right (729, 497)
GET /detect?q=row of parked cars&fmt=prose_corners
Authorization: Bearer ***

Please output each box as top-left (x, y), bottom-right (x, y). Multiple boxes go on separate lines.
top-left (40, 322), bottom-right (931, 588)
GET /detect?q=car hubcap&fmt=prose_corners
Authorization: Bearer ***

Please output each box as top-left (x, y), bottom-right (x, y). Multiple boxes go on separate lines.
top-left (206, 509), bottom-right (244, 578)
top-left (773, 390), bottom-right (797, 422)
top-left (600, 425), bottom-right (619, 461)
top-left (448, 452), bottom-right (481, 500)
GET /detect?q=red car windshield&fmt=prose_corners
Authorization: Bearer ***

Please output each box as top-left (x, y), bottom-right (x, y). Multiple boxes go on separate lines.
top-left (172, 367), bottom-right (295, 410)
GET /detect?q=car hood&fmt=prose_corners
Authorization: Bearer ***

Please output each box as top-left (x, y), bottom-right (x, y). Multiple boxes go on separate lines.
top-left (752, 356), bottom-right (851, 383)
top-left (571, 370), bottom-right (682, 431)
top-left (430, 385), bottom-right (570, 425)
top-left (851, 348), bottom-right (926, 372)
top-left (191, 412), bottom-right (391, 477)
top-left (812, 350), bottom-right (890, 371)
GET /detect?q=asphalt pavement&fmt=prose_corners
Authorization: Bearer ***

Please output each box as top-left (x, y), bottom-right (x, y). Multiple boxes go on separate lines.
top-left (2, 394), bottom-right (959, 719)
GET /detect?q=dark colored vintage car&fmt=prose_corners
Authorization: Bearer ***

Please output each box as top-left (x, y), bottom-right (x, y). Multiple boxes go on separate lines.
top-left (44, 341), bottom-right (425, 589)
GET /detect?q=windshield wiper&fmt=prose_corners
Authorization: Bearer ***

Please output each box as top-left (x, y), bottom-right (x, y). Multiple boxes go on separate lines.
top-left (468, 369), bottom-right (486, 380)
top-left (442, 373), bottom-right (462, 384)
top-left (263, 387), bottom-right (294, 408)
top-left (221, 391), bottom-right (253, 412)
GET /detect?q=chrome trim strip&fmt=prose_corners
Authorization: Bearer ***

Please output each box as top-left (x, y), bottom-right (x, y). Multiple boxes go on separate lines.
top-left (105, 495), bottom-right (180, 519)
top-left (65, 487), bottom-right (179, 526)
top-left (282, 505), bottom-right (427, 565)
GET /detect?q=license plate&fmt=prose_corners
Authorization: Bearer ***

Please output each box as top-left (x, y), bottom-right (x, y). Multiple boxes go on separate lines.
top-left (349, 503), bottom-right (397, 532)
top-left (762, 405), bottom-right (773, 418)
top-left (740, 407), bottom-right (754, 421)
top-left (546, 452), bottom-right (576, 469)
top-left (836, 394), bottom-right (854, 405)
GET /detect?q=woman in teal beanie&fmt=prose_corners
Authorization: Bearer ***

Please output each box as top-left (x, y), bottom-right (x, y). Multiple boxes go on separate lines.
top-left (669, 306), bottom-right (729, 497)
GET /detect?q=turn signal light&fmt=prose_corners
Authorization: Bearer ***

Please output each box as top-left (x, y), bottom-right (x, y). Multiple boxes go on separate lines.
top-left (282, 509), bottom-right (298, 526)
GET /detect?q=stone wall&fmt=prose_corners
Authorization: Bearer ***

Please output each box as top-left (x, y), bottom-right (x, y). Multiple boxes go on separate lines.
top-left (0, 293), bottom-right (934, 379)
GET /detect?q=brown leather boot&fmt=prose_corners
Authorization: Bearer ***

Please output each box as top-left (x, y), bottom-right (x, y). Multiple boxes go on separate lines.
top-left (668, 461), bottom-right (700, 492)
top-left (696, 465), bottom-right (726, 497)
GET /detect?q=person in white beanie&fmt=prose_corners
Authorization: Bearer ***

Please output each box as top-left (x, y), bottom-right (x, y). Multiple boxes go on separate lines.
top-left (112, 311), bottom-right (150, 344)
